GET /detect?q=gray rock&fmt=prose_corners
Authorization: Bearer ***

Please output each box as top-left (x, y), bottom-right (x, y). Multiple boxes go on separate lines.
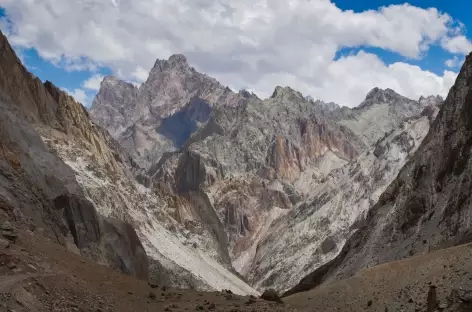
top-left (320, 236), bottom-right (337, 254)
top-left (286, 51), bottom-right (472, 296)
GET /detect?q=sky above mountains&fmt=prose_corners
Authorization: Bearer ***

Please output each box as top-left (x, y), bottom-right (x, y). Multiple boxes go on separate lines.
top-left (0, 0), bottom-right (470, 107)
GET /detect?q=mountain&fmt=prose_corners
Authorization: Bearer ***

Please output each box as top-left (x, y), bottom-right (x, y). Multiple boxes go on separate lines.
top-left (0, 31), bottom-right (256, 295)
top-left (333, 87), bottom-right (443, 147)
top-left (149, 85), bottom-right (441, 292)
top-left (4, 25), bottom-right (469, 311)
top-left (90, 55), bottom-right (244, 168)
top-left (285, 51), bottom-right (472, 297)
top-left (149, 85), bottom-right (365, 277)
top-left (0, 30), bottom-right (148, 280)
top-left (247, 103), bottom-right (439, 291)
top-left (91, 51), bottom-right (444, 293)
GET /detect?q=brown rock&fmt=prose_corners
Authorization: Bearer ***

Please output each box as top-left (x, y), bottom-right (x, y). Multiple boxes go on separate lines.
top-left (260, 289), bottom-right (283, 304)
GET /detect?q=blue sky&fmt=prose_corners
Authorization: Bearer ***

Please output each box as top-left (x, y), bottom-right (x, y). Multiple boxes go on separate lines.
top-left (0, 1), bottom-right (471, 107)
top-left (333, 0), bottom-right (469, 75)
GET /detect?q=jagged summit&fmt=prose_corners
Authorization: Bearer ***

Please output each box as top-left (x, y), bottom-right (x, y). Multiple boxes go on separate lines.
top-left (100, 75), bottom-right (136, 89)
top-left (152, 53), bottom-right (190, 72)
top-left (238, 89), bottom-right (259, 99)
top-left (270, 85), bottom-right (305, 101)
top-left (419, 94), bottom-right (443, 107)
top-left (359, 87), bottom-right (405, 108)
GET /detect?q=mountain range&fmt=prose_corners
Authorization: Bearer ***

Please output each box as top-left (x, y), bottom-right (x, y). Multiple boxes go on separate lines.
top-left (89, 50), bottom-right (442, 293)
top-left (1, 27), bottom-right (472, 311)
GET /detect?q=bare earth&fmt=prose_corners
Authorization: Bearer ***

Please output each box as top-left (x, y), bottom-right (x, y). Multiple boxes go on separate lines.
top-left (2, 230), bottom-right (472, 311)
top-left (0, 231), bottom-right (297, 312)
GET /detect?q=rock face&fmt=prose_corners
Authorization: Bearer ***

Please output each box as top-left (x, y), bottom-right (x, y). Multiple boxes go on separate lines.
top-left (247, 104), bottom-right (438, 291)
top-left (90, 76), bottom-right (137, 137)
top-left (90, 54), bottom-right (243, 167)
top-left (0, 30), bottom-right (148, 280)
top-left (285, 52), bottom-right (472, 296)
top-left (91, 48), bottom-right (443, 292)
top-left (0, 31), bottom-right (258, 294)
top-left (147, 83), bottom-right (440, 292)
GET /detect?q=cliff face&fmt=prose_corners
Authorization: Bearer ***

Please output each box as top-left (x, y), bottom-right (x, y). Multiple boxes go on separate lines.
top-left (286, 52), bottom-right (472, 296)
top-left (149, 83), bottom-right (440, 292)
top-left (90, 55), bottom-right (244, 167)
top-left (250, 106), bottom-right (438, 292)
top-left (0, 31), bottom-right (149, 281)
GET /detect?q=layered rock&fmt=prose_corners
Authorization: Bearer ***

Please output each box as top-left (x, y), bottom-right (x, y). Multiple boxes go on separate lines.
top-left (91, 49), bottom-right (443, 293)
top-left (249, 104), bottom-right (438, 291)
top-left (1, 31), bottom-right (256, 294)
top-left (286, 52), bottom-right (472, 296)
top-left (0, 30), bottom-right (148, 280)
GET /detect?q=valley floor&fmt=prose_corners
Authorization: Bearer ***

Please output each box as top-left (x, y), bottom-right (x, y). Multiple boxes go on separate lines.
top-left (286, 243), bottom-right (472, 311)
top-left (0, 230), bottom-right (295, 312)
top-left (2, 229), bottom-right (472, 311)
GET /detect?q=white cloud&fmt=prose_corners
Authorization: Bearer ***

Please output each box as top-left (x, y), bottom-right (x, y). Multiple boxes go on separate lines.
top-left (0, 0), bottom-right (467, 106)
top-left (62, 87), bottom-right (89, 106)
top-left (131, 67), bottom-right (149, 83)
top-left (83, 74), bottom-right (105, 91)
top-left (441, 35), bottom-right (472, 54)
top-left (445, 56), bottom-right (461, 68)
top-left (230, 51), bottom-right (456, 106)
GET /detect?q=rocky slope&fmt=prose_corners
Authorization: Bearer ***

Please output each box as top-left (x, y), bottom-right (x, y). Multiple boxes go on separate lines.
top-left (147, 85), bottom-right (440, 292)
top-left (91, 51), bottom-right (443, 292)
top-left (0, 31), bottom-right (256, 294)
top-left (248, 104), bottom-right (438, 291)
top-left (0, 30), bottom-right (148, 280)
top-left (285, 242), bottom-right (472, 312)
top-left (286, 51), bottom-right (472, 296)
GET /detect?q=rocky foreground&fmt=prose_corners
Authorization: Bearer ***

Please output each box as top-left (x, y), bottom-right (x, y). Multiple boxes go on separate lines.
top-left (1, 224), bottom-right (472, 311)
top-left (0, 226), bottom-right (295, 312)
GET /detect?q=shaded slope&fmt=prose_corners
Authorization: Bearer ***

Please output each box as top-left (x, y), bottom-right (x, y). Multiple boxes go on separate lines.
top-left (0, 30), bottom-right (148, 280)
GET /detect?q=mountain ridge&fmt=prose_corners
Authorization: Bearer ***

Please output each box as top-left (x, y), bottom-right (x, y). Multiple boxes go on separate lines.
top-left (89, 50), bottom-right (443, 292)
top-left (285, 50), bottom-right (472, 297)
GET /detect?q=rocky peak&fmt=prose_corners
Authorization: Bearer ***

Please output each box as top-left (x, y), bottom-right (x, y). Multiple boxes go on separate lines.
top-left (418, 94), bottom-right (443, 107)
top-left (100, 75), bottom-right (136, 89)
top-left (89, 75), bottom-right (138, 136)
top-left (270, 86), bottom-right (304, 102)
top-left (91, 52), bottom-right (244, 167)
top-left (314, 100), bottom-right (341, 112)
top-left (152, 54), bottom-right (191, 73)
top-left (239, 89), bottom-right (258, 99)
top-left (360, 87), bottom-right (404, 107)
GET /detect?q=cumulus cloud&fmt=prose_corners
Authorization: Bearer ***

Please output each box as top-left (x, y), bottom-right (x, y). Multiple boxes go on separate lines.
top-left (83, 74), bottom-right (105, 91)
top-left (441, 35), bottom-right (472, 54)
top-left (0, 0), bottom-right (468, 106)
